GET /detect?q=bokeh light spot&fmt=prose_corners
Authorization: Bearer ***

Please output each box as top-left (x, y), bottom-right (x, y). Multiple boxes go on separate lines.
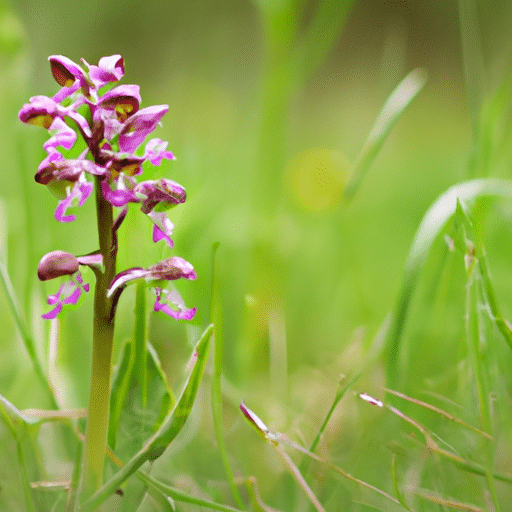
top-left (284, 148), bottom-right (351, 212)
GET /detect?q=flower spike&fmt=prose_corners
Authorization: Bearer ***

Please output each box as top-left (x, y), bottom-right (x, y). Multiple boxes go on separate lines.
top-left (22, 54), bottom-right (196, 321)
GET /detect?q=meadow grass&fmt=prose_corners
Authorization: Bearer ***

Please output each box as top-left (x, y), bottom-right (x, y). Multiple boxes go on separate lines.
top-left (1, 0), bottom-right (512, 510)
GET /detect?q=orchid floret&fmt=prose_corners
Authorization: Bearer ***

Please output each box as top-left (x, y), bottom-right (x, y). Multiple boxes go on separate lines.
top-left (153, 288), bottom-right (196, 320)
top-left (119, 105), bottom-right (169, 153)
top-left (49, 55), bottom-right (86, 87)
top-left (44, 117), bottom-right (77, 152)
top-left (85, 54), bottom-right (125, 89)
top-left (144, 138), bottom-right (175, 165)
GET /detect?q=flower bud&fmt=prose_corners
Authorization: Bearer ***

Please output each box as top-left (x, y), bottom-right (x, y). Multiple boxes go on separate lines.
top-left (38, 251), bottom-right (79, 281)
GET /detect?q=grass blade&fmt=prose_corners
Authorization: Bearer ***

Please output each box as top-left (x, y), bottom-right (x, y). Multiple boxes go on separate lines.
top-left (300, 375), bottom-right (357, 474)
top-left (241, 402), bottom-right (404, 509)
top-left (344, 68), bottom-right (427, 199)
top-left (384, 388), bottom-right (492, 440)
top-left (210, 243), bottom-right (243, 507)
top-left (302, 314), bottom-right (392, 473)
top-left (477, 253), bottom-right (512, 350)
top-left (65, 439), bottom-right (83, 512)
top-left (0, 396), bottom-right (36, 512)
top-left (0, 258), bottom-right (58, 409)
top-left (137, 471), bottom-right (244, 512)
top-left (385, 178), bottom-right (512, 388)
top-left (293, 0), bottom-right (356, 85)
top-left (465, 253), bottom-right (500, 510)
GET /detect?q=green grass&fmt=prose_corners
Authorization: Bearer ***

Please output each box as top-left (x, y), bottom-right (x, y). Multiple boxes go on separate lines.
top-left (2, 0), bottom-right (512, 510)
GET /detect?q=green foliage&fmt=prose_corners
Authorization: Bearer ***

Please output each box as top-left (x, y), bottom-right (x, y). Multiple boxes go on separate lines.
top-left (2, 0), bottom-right (512, 510)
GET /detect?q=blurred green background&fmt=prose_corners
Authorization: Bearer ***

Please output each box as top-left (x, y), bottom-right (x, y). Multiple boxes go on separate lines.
top-left (2, 0), bottom-right (512, 509)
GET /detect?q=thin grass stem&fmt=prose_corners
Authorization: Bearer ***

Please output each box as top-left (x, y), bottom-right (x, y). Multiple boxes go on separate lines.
top-left (465, 266), bottom-right (501, 510)
top-left (344, 68), bottom-right (427, 200)
top-left (210, 243), bottom-right (244, 507)
top-left (0, 258), bottom-right (58, 409)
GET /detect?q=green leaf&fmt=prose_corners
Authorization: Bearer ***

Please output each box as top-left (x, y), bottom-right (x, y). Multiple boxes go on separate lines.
top-left (144, 324), bottom-right (212, 458)
top-left (134, 281), bottom-right (148, 410)
top-left (81, 324), bottom-right (213, 512)
top-left (108, 339), bottom-right (134, 450)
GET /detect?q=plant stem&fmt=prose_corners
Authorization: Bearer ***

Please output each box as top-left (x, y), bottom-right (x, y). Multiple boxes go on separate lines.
top-left (80, 177), bottom-right (117, 500)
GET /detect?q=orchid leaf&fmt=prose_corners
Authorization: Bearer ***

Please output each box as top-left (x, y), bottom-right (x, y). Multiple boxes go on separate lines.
top-left (108, 339), bottom-right (174, 459)
top-left (134, 280), bottom-right (149, 411)
top-left (108, 339), bottom-right (134, 450)
top-left (109, 281), bottom-right (168, 452)
top-left (144, 323), bottom-right (212, 458)
top-left (81, 324), bottom-right (213, 512)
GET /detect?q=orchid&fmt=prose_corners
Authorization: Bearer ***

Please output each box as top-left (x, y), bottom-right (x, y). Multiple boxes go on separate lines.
top-left (21, 54), bottom-right (196, 322)
top-left (21, 54), bottom-right (198, 499)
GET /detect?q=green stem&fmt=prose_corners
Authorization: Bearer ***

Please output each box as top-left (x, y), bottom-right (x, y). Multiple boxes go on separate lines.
top-left (466, 266), bottom-right (501, 511)
top-left (80, 177), bottom-right (117, 500)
